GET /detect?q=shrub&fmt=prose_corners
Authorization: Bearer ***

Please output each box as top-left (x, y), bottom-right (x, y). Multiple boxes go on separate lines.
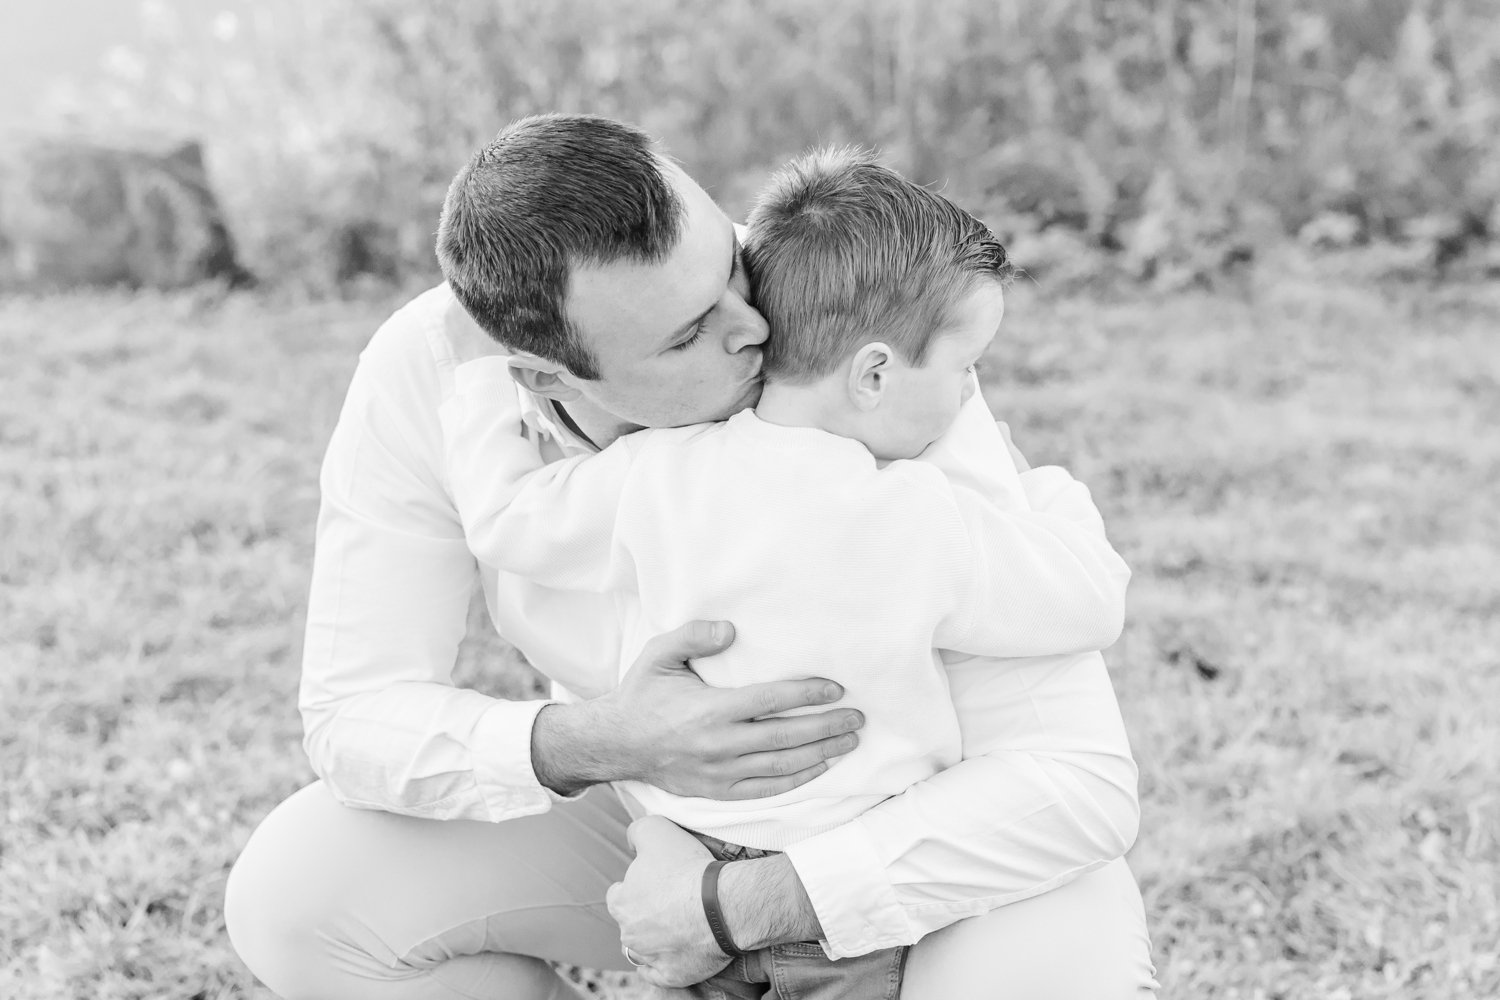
top-left (67, 0), bottom-right (1500, 291)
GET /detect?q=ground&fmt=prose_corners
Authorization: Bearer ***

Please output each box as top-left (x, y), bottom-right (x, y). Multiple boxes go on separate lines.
top-left (1, 263), bottom-right (1496, 999)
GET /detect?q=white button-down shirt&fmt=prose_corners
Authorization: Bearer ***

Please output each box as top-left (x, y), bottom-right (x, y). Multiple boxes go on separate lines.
top-left (299, 284), bottom-right (1141, 958)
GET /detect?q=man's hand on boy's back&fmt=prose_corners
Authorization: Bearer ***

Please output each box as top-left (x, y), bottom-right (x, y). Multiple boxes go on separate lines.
top-left (530, 620), bottom-right (865, 799)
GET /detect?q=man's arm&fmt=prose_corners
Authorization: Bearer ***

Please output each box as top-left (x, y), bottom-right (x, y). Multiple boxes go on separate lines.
top-left (298, 336), bottom-right (559, 821)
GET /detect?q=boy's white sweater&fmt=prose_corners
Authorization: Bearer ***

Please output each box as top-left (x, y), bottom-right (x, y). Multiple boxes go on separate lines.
top-left (446, 359), bottom-right (1130, 849)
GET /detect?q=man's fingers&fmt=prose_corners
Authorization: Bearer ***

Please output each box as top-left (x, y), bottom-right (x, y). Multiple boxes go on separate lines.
top-left (731, 733), bottom-right (858, 782)
top-left (604, 881), bottom-right (623, 920)
top-left (725, 678), bottom-right (846, 721)
top-left (725, 708), bottom-right (864, 756)
top-left (636, 620), bottom-right (735, 673)
top-left (639, 965), bottom-right (707, 992)
top-left (726, 760), bottom-right (832, 800)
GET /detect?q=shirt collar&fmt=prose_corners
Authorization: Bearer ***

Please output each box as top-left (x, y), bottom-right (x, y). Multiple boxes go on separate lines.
top-left (513, 380), bottom-right (599, 457)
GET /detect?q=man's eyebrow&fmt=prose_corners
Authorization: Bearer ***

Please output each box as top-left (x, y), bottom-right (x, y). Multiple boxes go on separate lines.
top-left (660, 235), bottom-right (742, 349)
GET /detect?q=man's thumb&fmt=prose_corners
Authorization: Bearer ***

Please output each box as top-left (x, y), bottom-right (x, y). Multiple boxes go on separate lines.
top-left (642, 620), bottom-right (735, 672)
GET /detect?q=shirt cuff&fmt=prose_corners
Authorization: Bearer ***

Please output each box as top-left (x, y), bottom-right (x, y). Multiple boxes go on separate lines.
top-left (784, 820), bottom-right (913, 959)
top-left (468, 698), bottom-right (582, 820)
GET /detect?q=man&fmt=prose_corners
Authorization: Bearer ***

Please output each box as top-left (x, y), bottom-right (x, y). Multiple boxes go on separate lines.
top-left (225, 114), bottom-right (1156, 999)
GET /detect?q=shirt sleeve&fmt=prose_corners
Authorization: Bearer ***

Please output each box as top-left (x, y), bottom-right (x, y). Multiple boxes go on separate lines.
top-left (298, 327), bottom-right (569, 823)
top-left (784, 388), bottom-right (1140, 958)
top-left (444, 357), bottom-right (640, 593)
top-left (783, 702), bottom-right (1139, 958)
top-left (784, 641), bottom-right (1142, 959)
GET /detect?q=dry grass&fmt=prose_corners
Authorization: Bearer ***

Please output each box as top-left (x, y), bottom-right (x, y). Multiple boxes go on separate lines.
top-left (1, 262), bottom-right (1496, 998)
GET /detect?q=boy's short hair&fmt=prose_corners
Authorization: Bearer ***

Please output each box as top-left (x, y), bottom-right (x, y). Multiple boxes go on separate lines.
top-left (436, 114), bottom-right (682, 380)
top-left (745, 147), bottom-right (1012, 383)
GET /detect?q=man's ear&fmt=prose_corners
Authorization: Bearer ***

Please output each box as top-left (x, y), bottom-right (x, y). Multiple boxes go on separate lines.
top-left (847, 342), bottom-right (894, 411)
top-left (506, 354), bottom-right (584, 403)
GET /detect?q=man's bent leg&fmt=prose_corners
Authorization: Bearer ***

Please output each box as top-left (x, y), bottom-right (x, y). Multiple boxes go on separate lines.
top-left (902, 858), bottom-right (1158, 1000)
top-left (225, 781), bottom-right (635, 1000)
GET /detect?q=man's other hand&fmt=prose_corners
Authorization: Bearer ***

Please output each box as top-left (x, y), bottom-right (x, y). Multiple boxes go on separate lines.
top-left (531, 620), bottom-right (863, 798)
top-left (607, 816), bottom-right (728, 989)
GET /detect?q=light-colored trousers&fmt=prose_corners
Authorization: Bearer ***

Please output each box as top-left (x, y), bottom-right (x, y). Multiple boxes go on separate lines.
top-left (225, 782), bottom-right (1158, 1000)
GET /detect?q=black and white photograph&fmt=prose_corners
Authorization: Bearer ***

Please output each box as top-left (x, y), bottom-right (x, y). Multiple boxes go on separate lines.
top-left (2, 2), bottom-right (1497, 998)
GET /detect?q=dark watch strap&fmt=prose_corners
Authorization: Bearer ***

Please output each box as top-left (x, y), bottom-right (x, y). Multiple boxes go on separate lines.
top-left (701, 859), bottom-right (744, 957)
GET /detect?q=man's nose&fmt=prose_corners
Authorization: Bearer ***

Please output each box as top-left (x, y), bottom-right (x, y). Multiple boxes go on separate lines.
top-left (724, 296), bottom-right (770, 353)
top-left (962, 378), bottom-right (977, 404)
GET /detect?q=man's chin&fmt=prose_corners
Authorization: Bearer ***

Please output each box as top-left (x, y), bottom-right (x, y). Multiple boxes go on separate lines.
top-left (734, 376), bottom-right (765, 412)
top-left (702, 378), bottom-right (763, 423)
top-left (652, 377), bottom-right (763, 429)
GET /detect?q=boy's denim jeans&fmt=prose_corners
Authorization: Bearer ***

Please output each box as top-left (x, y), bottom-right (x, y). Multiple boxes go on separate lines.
top-left (689, 832), bottom-right (909, 1000)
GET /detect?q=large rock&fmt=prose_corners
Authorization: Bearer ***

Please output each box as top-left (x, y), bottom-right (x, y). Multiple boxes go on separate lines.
top-left (0, 134), bottom-right (252, 291)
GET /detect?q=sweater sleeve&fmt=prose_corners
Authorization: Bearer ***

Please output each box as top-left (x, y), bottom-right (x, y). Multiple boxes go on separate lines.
top-left (931, 480), bottom-right (1131, 657)
top-left (442, 357), bottom-right (636, 593)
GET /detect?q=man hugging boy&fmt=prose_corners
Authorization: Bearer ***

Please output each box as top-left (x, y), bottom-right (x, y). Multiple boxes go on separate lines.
top-left (444, 147), bottom-right (1134, 1000)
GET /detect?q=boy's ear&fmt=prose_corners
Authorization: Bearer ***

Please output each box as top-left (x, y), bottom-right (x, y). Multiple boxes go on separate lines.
top-left (507, 354), bottom-right (584, 403)
top-left (847, 342), bottom-right (894, 411)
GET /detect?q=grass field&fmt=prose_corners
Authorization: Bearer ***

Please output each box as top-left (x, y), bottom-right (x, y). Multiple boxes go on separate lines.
top-left (2, 264), bottom-right (1497, 999)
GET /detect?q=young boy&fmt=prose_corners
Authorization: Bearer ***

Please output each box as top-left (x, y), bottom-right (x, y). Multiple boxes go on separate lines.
top-left (445, 148), bottom-right (1132, 999)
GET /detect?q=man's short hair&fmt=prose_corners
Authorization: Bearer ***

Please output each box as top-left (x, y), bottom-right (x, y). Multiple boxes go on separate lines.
top-left (745, 147), bottom-right (1012, 383)
top-left (436, 114), bottom-right (683, 380)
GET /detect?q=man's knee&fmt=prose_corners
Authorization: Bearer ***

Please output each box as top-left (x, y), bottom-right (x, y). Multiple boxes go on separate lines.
top-left (224, 784), bottom-right (351, 1000)
top-left (223, 835), bottom-right (289, 995)
top-left (903, 861), bottom-right (1156, 1000)
top-left (224, 780), bottom-right (636, 997)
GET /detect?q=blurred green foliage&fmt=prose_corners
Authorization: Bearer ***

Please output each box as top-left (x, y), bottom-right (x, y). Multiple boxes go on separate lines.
top-left (91, 0), bottom-right (1500, 291)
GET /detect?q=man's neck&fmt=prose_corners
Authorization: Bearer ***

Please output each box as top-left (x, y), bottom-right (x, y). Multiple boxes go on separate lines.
top-left (552, 394), bottom-right (641, 451)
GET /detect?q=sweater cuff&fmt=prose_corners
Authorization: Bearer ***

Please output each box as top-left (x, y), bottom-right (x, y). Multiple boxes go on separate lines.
top-left (784, 821), bottom-right (913, 959)
top-left (469, 699), bottom-right (582, 820)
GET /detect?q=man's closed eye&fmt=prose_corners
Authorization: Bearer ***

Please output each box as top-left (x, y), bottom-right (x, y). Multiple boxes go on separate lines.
top-left (672, 324), bottom-right (705, 351)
